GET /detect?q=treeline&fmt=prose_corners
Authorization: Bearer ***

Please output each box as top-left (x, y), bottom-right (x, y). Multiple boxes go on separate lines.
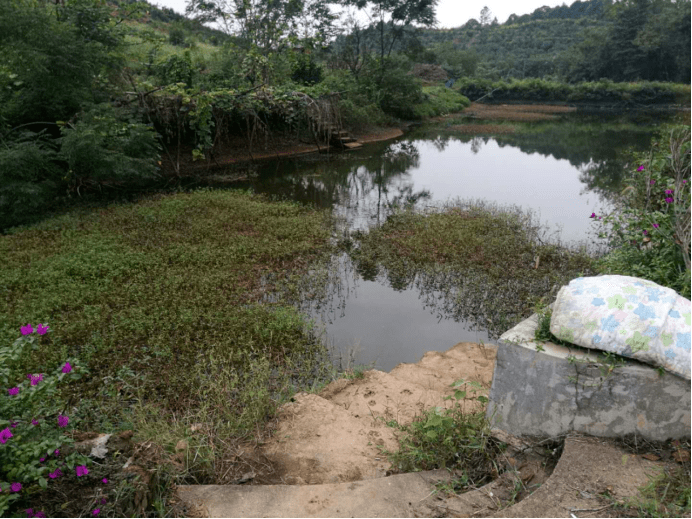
top-left (414, 0), bottom-right (690, 84)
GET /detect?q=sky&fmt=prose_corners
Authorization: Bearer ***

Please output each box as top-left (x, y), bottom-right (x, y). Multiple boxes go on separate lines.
top-left (150, 0), bottom-right (574, 28)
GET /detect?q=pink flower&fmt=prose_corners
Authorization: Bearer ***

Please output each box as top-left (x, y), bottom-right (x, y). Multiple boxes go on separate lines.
top-left (76, 465), bottom-right (89, 477)
top-left (11, 482), bottom-right (21, 492)
top-left (643, 230), bottom-right (648, 235)
top-left (102, 478), bottom-right (108, 484)
top-left (92, 509), bottom-right (100, 516)
top-left (35, 513), bottom-right (46, 518)
top-left (54, 449), bottom-right (60, 456)
top-left (590, 212), bottom-right (596, 218)
top-left (36, 324), bottom-right (49, 335)
top-left (653, 223), bottom-right (659, 228)
top-left (683, 180), bottom-right (688, 184)
top-left (25, 508), bottom-right (33, 517)
top-left (30, 374), bottom-right (43, 386)
top-left (637, 165), bottom-right (645, 171)
top-left (40, 457), bottom-right (45, 462)
top-left (8, 387), bottom-right (19, 396)
top-left (62, 361), bottom-right (73, 374)
top-left (649, 180), bottom-right (656, 185)
top-left (32, 419), bottom-right (39, 426)
top-left (20, 324), bottom-right (34, 335)
top-left (598, 216), bottom-right (602, 220)
top-left (58, 415), bottom-right (69, 428)
top-left (0, 428), bottom-right (13, 444)
top-left (665, 197), bottom-right (674, 203)
top-left (100, 498), bottom-right (107, 504)
top-left (10, 422), bottom-right (18, 428)
top-left (665, 189), bottom-right (673, 195)
top-left (49, 469), bottom-right (63, 479)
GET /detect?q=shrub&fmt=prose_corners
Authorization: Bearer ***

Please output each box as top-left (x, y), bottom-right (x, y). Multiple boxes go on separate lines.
top-left (291, 54), bottom-right (324, 86)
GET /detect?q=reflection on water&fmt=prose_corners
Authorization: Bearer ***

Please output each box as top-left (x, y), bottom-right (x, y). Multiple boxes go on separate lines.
top-left (213, 116), bottom-right (661, 370)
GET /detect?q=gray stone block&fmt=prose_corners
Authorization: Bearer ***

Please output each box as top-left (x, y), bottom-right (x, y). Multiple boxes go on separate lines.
top-left (486, 313), bottom-right (691, 441)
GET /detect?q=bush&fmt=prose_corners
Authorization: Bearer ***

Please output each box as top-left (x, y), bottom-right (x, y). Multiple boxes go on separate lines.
top-left (594, 126), bottom-right (691, 298)
top-left (413, 86), bottom-right (470, 118)
top-left (58, 104), bottom-right (161, 192)
top-left (291, 54), bottom-right (324, 86)
top-left (0, 131), bottom-right (62, 232)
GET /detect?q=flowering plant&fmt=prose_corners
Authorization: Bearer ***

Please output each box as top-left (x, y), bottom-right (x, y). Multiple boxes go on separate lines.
top-left (0, 324), bottom-right (90, 516)
top-left (593, 126), bottom-right (690, 298)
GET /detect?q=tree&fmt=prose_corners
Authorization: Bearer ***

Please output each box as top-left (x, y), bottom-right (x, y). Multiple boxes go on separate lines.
top-left (185, 0), bottom-right (337, 51)
top-left (341, 0), bottom-right (439, 62)
top-left (479, 5), bottom-right (492, 26)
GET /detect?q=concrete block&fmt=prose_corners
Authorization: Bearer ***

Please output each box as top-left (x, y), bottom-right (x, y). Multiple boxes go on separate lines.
top-left (486, 313), bottom-right (691, 441)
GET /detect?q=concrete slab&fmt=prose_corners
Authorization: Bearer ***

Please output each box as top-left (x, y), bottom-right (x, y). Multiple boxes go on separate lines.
top-left (486, 313), bottom-right (691, 441)
top-left (176, 469), bottom-right (454, 517)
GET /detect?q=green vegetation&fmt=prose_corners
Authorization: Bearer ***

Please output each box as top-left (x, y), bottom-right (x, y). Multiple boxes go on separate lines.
top-left (0, 189), bottom-right (339, 516)
top-left (348, 201), bottom-right (596, 337)
top-left (413, 86), bottom-right (471, 118)
top-left (620, 459), bottom-right (691, 517)
top-left (593, 125), bottom-right (691, 298)
top-left (456, 77), bottom-right (690, 105)
top-left (380, 378), bottom-right (503, 488)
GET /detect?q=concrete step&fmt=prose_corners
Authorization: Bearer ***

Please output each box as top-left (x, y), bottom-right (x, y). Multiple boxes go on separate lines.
top-left (337, 136), bottom-right (357, 143)
top-left (343, 141), bottom-right (363, 150)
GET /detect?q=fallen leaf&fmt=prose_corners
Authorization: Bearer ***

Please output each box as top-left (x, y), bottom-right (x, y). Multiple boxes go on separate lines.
top-left (642, 453), bottom-right (660, 461)
top-left (673, 450), bottom-right (690, 463)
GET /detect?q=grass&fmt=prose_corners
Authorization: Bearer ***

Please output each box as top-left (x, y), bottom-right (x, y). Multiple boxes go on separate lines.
top-left (347, 200), bottom-right (596, 338)
top-left (0, 188), bottom-right (341, 515)
top-left (413, 86), bottom-right (471, 119)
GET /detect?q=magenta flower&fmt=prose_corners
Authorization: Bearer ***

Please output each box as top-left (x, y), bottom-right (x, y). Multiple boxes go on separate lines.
top-left (49, 469), bottom-right (63, 479)
top-left (92, 509), bottom-right (100, 516)
top-left (0, 428), bottom-right (13, 444)
top-left (649, 180), bottom-right (656, 185)
top-left (643, 230), bottom-right (648, 235)
top-left (102, 478), bottom-right (108, 484)
top-left (653, 223), bottom-right (659, 228)
top-left (598, 216), bottom-right (602, 220)
top-left (683, 180), bottom-right (688, 184)
top-left (35, 513), bottom-right (46, 518)
top-left (30, 374), bottom-right (44, 386)
top-left (40, 457), bottom-right (45, 462)
top-left (25, 509), bottom-right (33, 517)
top-left (36, 324), bottom-right (49, 335)
top-left (32, 419), bottom-right (39, 426)
top-left (665, 197), bottom-right (674, 203)
top-left (11, 482), bottom-right (21, 492)
top-left (10, 422), bottom-right (18, 428)
top-left (665, 189), bottom-right (673, 195)
top-left (100, 498), bottom-right (107, 504)
top-left (76, 465), bottom-right (89, 477)
top-left (20, 324), bottom-right (34, 335)
top-left (590, 212), bottom-right (596, 218)
top-left (8, 387), bottom-right (20, 396)
top-left (54, 449), bottom-right (60, 456)
top-left (58, 415), bottom-right (69, 428)
top-left (62, 361), bottom-right (73, 374)
top-left (637, 165), bottom-right (645, 171)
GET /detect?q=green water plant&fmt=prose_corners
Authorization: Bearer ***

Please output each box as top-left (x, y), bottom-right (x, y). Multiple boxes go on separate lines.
top-left (0, 324), bottom-right (90, 517)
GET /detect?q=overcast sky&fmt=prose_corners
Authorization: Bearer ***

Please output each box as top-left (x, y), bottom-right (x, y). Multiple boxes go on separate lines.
top-left (150, 0), bottom-right (573, 28)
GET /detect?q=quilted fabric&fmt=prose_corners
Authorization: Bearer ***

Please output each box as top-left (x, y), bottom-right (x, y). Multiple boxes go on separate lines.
top-left (550, 275), bottom-right (691, 380)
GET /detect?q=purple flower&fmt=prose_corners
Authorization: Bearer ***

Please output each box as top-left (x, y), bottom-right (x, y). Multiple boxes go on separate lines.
top-left (20, 324), bottom-right (34, 335)
top-left (76, 465), bottom-right (89, 477)
top-left (62, 361), bottom-right (73, 374)
top-left (11, 482), bottom-right (21, 492)
top-left (590, 212), bottom-right (596, 218)
top-left (25, 508), bottom-right (33, 517)
top-left (637, 165), bottom-right (645, 171)
top-left (598, 216), bottom-right (602, 220)
top-left (32, 419), bottom-right (40, 426)
top-left (643, 230), bottom-right (648, 235)
top-left (100, 498), bottom-right (107, 505)
top-left (665, 197), bottom-right (674, 203)
top-left (649, 180), bottom-right (656, 185)
top-left (92, 509), bottom-right (100, 516)
top-left (102, 478), bottom-right (108, 484)
top-left (653, 223), bottom-right (659, 228)
top-left (35, 513), bottom-right (46, 518)
top-left (49, 469), bottom-right (63, 479)
top-left (10, 422), bottom-right (18, 428)
top-left (30, 374), bottom-right (43, 386)
top-left (58, 415), bottom-right (69, 428)
top-left (0, 428), bottom-right (13, 444)
top-left (683, 180), bottom-right (688, 184)
top-left (8, 387), bottom-right (20, 396)
top-left (54, 449), bottom-right (60, 456)
top-left (36, 324), bottom-right (49, 335)
top-left (665, 189), bottom-right (673, 195)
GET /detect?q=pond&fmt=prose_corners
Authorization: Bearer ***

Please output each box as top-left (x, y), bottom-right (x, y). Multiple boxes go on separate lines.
top-left (213, 113), bottom-right (667, 371)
